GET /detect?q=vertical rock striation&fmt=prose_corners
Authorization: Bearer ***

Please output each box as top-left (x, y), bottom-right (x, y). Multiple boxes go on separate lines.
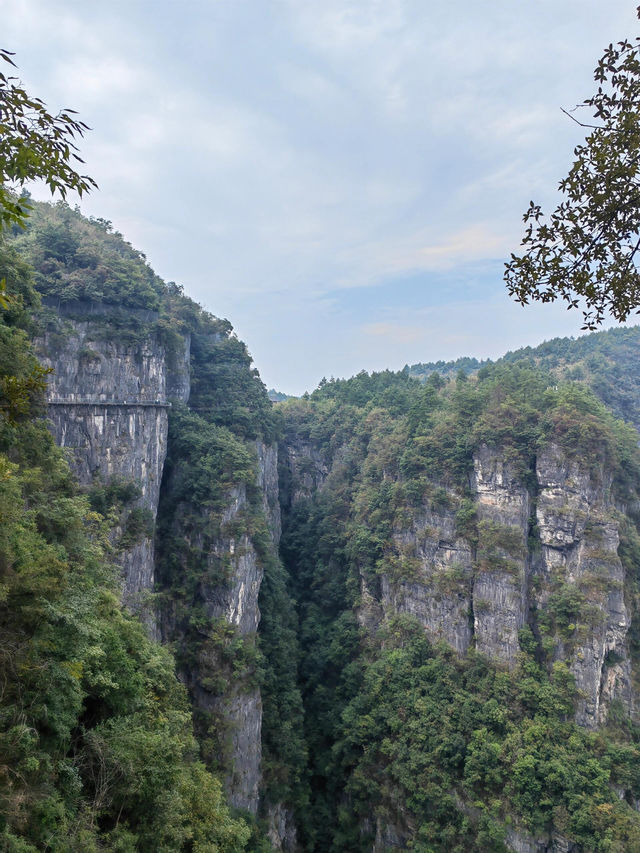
top-left (35, 309), bottom-right (189, 621)
top-left (284, 427), bottom-right (634, 736)
top-left (379, 496), bottom-right (474, 654)
top-left (158, 438), bottom-right (282, 815)
top-left (534, 443), bottom-right (631, 727)
top-left (39, 305), bottom-right (281, 816)
top-left (471, 445), bottom-right (530, 667)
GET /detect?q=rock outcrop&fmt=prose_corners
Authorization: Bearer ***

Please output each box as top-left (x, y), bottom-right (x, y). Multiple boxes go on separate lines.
top-left (158, 439), bottom-right (282, 815)
top-left (36, 310), bottom-right (189, 620)
top-left (471, 445), bottom-right (530, 667)
top-left (284, 431), bottom-right (634, 737)
top-left (379, 495), bottom-right (474, 654)
top-left (36, 302), bottom-right (276, 816)
top-left (534, 443), bottom-right (631, 727)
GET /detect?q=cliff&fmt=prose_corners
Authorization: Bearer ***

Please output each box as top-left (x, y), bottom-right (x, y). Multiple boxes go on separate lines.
top-left (156, 433), bottom-right (280, 814)
top-left (278, 369), bottom-right (640, 851)
top-left (35, 292), bottom-right (285, 820)
top-left (0, 224), bottom-right (254, 850)
top-left (35, 305), bottom-right (190, 624)
top-left (17, 202), bottom-right (640, 852)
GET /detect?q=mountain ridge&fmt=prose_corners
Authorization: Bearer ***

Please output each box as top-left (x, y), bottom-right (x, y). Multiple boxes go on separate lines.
top-left (4, 200), bottom-right (640, 850)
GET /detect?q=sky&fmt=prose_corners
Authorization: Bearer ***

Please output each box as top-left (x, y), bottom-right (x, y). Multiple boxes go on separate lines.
top-left (3, 0), bottom-right (639, 395)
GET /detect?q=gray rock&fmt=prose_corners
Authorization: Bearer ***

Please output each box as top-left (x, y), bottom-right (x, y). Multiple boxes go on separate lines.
top-left (535, 443), bottom-right (631, 728)
top-left (470, 445), bottom-right (530, 667)
top-left (378, 498), bottom-right (474, 653)
top-left (267, 801), bottom-right (299, 852)
top-left (35, 316), bottom-right (190, 631)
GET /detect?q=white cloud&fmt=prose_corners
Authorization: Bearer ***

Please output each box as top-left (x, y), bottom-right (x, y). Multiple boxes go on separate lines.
top-left (3, 0), bottom-right (639, 391)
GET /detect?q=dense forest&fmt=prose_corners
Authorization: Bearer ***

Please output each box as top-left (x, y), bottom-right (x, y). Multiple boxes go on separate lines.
top-left (278, 365), bottom-right (640, 851)
top-left (4, 201), bottom-right (640, 851)
top-left (0, 224), bottom-right (252, 849)
top-left (409, 326), bottom-right (640, 433)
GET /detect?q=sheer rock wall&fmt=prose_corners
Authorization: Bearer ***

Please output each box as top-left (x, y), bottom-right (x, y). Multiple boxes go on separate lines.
top-left (36, 306), bottom-right (277, 817)
top-left (369, 442), bottom-right (633, 728)
top-left (281, 431), bottom-right (636, 853)
top-left (158, 441), bottom-right (281, 815)
top-left (36, 317), bottom-right (190, 615)
top-left (534, 443), bottom-right (631, 727)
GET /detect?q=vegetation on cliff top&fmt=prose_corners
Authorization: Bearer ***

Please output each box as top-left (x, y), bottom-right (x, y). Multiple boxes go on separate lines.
top-left (279, 363), bottom-right (640, 851)
top-left (5, 199), bottom-right (305, 842)
top-left (0, 240), bottom-right (251, 850)
top-left (8, 197), bottom-right (640, 851)
top-left (409, 325), bottom-right (640, 435)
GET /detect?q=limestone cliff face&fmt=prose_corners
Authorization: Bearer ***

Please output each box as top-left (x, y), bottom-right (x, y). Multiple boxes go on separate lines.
top-left (35, 311), bottom-right (189, 614)
top-left (36, 303), bottom-right (274, 815)
top-left (281, 438), bottom-right (331, 507)
top-left (285, 432), bottom-right (634, 740)
top-left (379, 498), bottom-right (474, 654)
top-left (372, 447), bottom-right (530, 665)
top-left (267, 802), bottom-right (299, 853)
top-left (257, 440), bottom-right (281, 544)
top-left (471, 445), bottom-right (530, 667)
top-left (159, 440), bottom-right (281, 815)
top-left (534, 444), bottom-right (631, 728)
top-left (375, 442), bottom-right (632, 733)
top-left (194, 475), bottom-right (264, 814)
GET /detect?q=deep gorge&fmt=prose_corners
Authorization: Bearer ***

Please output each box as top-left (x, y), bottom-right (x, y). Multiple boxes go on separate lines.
top-left (4, 201), bottom-right (640, 851)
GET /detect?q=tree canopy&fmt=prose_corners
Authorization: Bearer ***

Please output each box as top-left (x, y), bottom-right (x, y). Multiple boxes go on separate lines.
top-left (505, 12), bottom-right (640, 329)
top-left (0, 48), bottom-right (97, 232)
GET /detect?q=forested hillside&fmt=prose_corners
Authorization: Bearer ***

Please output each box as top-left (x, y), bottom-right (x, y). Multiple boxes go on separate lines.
top-left (278, 366), bottom-right (640, 850)
top-left (0, 200), bottom-right (307, 850)
top-left (5, 200), bottom-right (640, 851)
top-left (409, 326), bottom-right (640, 432)
top-left (0, 234), bottom-right (250, 850)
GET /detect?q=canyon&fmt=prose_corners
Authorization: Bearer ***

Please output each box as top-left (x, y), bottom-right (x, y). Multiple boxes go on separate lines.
top-left (7, 202), bottom-right (640, 851)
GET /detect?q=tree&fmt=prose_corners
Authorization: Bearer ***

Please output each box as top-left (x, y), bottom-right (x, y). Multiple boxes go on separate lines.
top-left (0, 48), bottom-right (97, 423)
top-left (505, 11), bottom-right (640, 329)
top-left (0, 47), bottom-right (97, 232)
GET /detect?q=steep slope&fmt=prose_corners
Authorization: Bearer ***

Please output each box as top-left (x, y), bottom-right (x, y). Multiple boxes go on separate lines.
top-left (33, 299), bottom-right (190, 627)
top-left (278, 366), bottom-right (640, 851)
top-left (11, 200), bottom-right (640, 852)
top-left (6, 201), bottom-right (304, 844)
top-left (0, 240), bottom-right (250, 850)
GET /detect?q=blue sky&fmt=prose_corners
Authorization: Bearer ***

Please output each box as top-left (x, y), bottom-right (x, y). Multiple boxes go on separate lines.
top-left (3, 0), bottom-right (639, 394)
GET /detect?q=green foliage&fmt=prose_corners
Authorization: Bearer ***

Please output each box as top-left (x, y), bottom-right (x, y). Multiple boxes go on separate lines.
top-left (279, 348), bottom-right (640, 850)
top-left (119, 506), bottom-right (155, 549)
top-left (476, 520), bottom-right (525, 575)
top-left (87, 476), bottom-right (141, 516)
top-left (0, 49), bottom-right (96, 232)
top-left (411, 327), bottom-right (640, 454)
top-left (332, 617), bottom-right (640, 851)
top-left (455, 499), bottom-right (477, 547)
top-left (279, 487), bottom-right (363, 850)
top-left (0, 244), bottom-right (51, 425)
top-left (10, 201), bottom-right (165, 309)
top-left (187, 311), bottom-right (278, 442)
top-left (0, 184), bottom-right (252, 846)
top-left (505, 17), bottom-right (640, 329)
top-left (155, 394), bottom-right (300, 820)
top-left (256, 523), bottom-right (308, 813)
top-left (0, 259), bottom-right (250, 848)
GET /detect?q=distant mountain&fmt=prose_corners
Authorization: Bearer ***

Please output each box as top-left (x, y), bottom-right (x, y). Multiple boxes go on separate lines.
top-left (409, 326), bottom-right (640, 432)
top-left (406, 353), bottom-right (491, 381)
top-left (268, 388), bottom-right (294, 402)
